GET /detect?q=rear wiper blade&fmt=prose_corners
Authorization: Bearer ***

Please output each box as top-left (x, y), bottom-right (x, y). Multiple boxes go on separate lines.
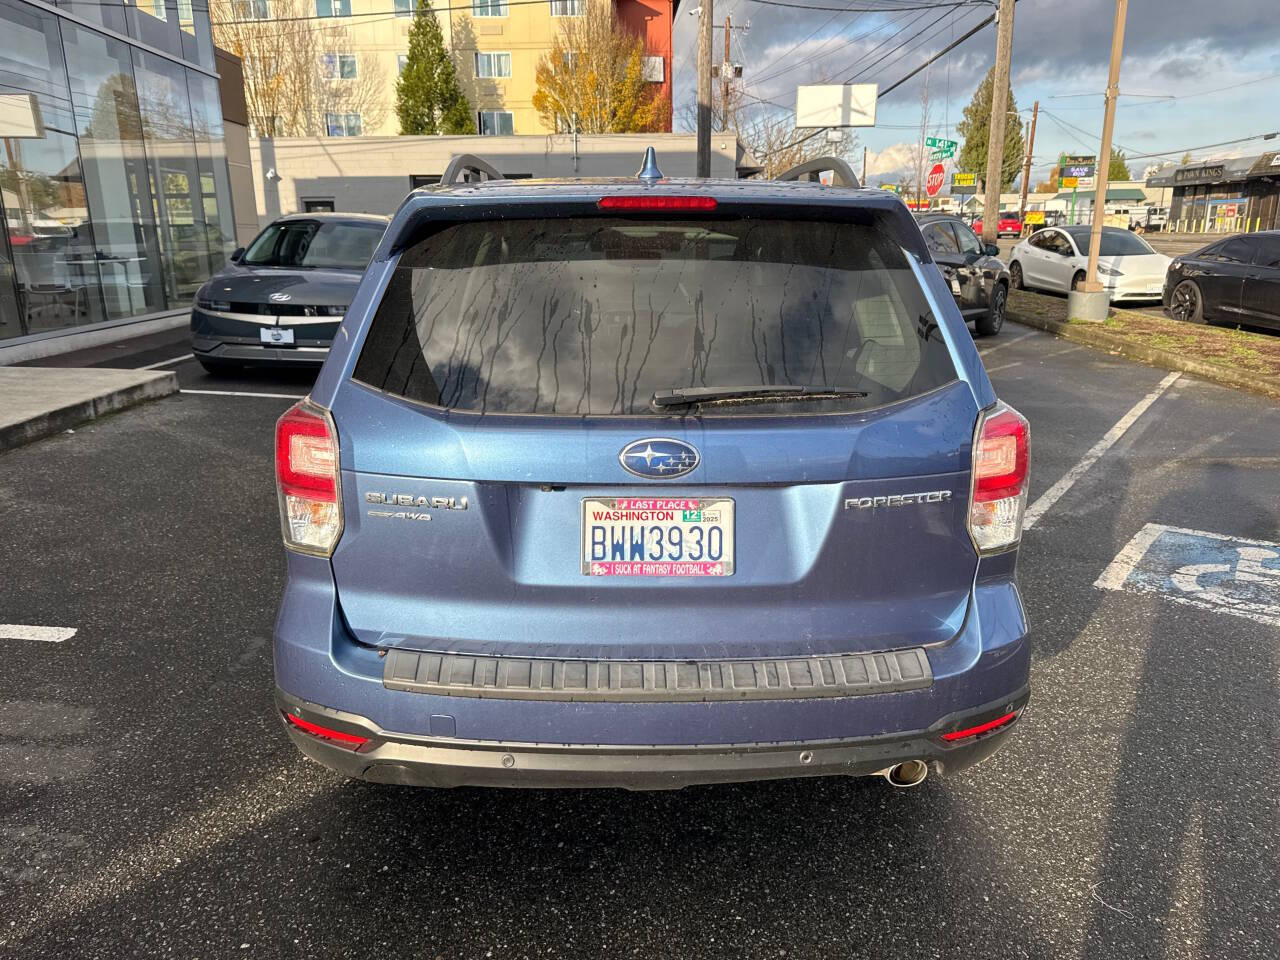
top-left (651, 385), bottom-right (869, 409)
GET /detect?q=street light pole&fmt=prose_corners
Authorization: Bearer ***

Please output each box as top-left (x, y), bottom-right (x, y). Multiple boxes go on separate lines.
top-left (1084, 0), bottom-right (1128, 292)
top-left (980, 0), bottom-right (1016, 245)
top-left (1018, 100), bottom-right (1039, 228)
top-left (696, 0), bottom-right (714, 177)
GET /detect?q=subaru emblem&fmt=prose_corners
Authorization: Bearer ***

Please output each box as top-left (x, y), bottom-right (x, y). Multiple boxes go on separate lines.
top-left (619, 438), bottom-right (700, 480)
top-left (269, 292), bottom-right (292, 302)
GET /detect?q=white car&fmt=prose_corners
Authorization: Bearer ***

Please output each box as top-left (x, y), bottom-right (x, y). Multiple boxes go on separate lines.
top-left (1009, 226), bottom-right (1172, 303)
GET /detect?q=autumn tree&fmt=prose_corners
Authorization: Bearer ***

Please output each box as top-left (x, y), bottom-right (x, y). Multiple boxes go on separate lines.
top-left (211, 0), bottom-right (387, 136)
top-left (956, 66), bottom-right (1025, 190)
top-left (397, 1), bottom-right (474, 135)
top-left (532, 1), bottom-right (666, 134)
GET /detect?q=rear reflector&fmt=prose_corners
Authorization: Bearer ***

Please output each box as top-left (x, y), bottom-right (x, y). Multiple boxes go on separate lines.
top-left (941, 711), bottom-right (1018, 742)
top-left (968, 402), bottom-right (1029, 553)
top-left (275, 401), bottom-right (343, 556)
top-left (598, 196), bottom-right (718, 211)
top-left (283, 712), bottom-right (369, 750)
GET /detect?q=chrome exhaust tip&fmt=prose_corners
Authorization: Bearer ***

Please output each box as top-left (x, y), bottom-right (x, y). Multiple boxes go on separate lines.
top-left (883, 759), bottom-right (929, 788)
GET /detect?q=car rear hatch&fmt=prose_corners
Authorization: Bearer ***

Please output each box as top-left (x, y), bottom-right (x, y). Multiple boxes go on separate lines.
top-left (327, 202), bottom-right (982, 662)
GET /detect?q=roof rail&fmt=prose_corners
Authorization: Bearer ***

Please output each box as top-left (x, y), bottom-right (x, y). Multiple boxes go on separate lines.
top-left (774, 156), bottom-right (861, 189)
top-left (441, 154), bottom-right (504, 185)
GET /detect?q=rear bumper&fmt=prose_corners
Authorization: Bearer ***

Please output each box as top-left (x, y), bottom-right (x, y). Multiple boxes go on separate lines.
top-left (273, 552), bottom-right (1031, 789)
top-left (276, 685), bottom-right (1029, 790)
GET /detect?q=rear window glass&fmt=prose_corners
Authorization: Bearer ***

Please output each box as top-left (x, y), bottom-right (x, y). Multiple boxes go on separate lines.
top-left (1067, 229), bottom-right (1155, 258)
top-left (354, 217), bottom-right (957, 416)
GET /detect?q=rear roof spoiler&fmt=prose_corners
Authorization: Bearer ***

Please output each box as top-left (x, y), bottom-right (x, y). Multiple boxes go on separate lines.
top-left (774, 157), bottom-right (860, 189)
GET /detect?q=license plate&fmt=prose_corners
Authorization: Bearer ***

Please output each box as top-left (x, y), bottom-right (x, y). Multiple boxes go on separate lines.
top-left (581, 497), bottom-right (734, 576)
top-left (260, 327), bottom-right (294, 345)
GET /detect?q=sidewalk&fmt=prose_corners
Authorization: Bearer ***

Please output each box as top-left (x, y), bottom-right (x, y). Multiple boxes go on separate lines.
top-left (0, 366), bottom-right (178, 451)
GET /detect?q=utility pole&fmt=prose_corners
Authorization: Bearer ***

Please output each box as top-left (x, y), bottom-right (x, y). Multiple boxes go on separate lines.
top-left (980, 0), bottom-right (1015, 245)
top-left (696, 0), bottom-right (713, 177)
top-left (1084, 0), bottom-right (1128, 293)
top-left (863, 145), bottom-right (868, 186)
top-left (722, 15), bottom-right (731, 131)
top-left (1018, 100), bottom-right (1039, 228)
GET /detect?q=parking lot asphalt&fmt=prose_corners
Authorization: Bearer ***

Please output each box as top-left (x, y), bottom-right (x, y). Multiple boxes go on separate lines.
top-left (1, 326), bottom-right (1277, 960)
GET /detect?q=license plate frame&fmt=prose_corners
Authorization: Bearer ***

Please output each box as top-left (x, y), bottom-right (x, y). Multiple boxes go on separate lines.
top-left (260, 326), bottom-right (295, 345)
top-left (581, 497), bottom-right (735, 576)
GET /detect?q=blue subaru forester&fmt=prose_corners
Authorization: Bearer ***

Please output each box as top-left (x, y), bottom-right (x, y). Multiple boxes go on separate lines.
top-left (273, 152), bottom-right (1030, 790)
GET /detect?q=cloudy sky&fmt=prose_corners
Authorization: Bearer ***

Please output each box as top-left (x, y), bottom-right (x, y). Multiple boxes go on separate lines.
top-left (672, 0), bottom-right (1280, 186)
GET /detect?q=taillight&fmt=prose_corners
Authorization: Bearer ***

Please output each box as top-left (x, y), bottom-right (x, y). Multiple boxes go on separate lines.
top-left (597, 196), bottom-right (718, 211)
top-left (282, 712), bottom-right (368, 750)
top-left (968, 402), bottom-right (1029, 553)
top-left (275, 400), bottom-right (342, 556)
top-left (941, 710), bottom-right (1018, 742)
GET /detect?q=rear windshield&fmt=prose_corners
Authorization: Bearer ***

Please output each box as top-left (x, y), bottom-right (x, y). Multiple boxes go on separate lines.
top-left (242, 219), bottom-right (384, 269)
top-left (354, 217), bottom-right (956, 416)
top-left (1068, 229), bottom-right (1155, 257)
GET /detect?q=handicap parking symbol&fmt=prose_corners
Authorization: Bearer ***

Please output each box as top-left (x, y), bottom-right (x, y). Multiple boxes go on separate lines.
top-left (1095, 524), bottom-right (1280, 628)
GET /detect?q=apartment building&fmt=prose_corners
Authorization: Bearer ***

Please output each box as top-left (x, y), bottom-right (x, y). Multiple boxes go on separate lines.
top-left (221, 0), bottom-right (674, 138)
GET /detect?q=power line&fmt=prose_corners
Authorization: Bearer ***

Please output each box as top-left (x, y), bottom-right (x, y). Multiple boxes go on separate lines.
top-left (750, 9), bottom-right (912, 89)
top-left (745, 0), bottom-right (989, 10)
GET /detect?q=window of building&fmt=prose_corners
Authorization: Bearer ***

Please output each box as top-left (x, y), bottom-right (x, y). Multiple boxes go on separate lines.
top-left (478, 110), bottom-right (513, 135)
top-left (322, 53), bottom-right (357, 79)
top-left (395, 0), bottom-right (416, 15)
top-left (472, 0), bottom-right (508, 17)
top-left (232, 0), bottom-right (270, 19)
top-left (315, 0), bottom-right (351, 17)
top-left (303, 199), bottom-right (336, 213)
top-left (474, 51), bottom-right (511, 79)
top-left (177, 0), bottom-right (194, 20)
top-left (326, 112), bottom-right (362, 136)
top-left (642, 55), bottom-right (664, 82)
top-left (398, 54), bottom-right (409, 76)
top-left (549, 0), bottom-right (580, 15)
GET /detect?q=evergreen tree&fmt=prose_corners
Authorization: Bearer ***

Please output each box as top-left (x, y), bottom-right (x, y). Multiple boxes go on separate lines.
top-left (1108, 149), bottom-right (1132, 181)
top-left (956, 66), bottom-right (1025, 190)
top-left (396, 2), bottom-right (475, 135)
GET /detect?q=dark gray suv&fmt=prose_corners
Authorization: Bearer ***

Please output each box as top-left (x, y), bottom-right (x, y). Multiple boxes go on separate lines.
top-left (915, 213), bottom-right (1010, 336)
top-left (191, 213), bottom-right (389, 375)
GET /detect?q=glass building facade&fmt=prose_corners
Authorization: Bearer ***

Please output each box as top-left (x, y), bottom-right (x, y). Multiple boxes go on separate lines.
top-left (0, 0), bottom-right (235, 344)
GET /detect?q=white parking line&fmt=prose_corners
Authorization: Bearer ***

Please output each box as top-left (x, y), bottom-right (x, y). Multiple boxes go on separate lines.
top-left (1024, 371), bottom-right (1181, 530)
top-left (976, 330), bottom-right (1037, 356)
top-left (136, 354), bottom-right (192, 370)
top-left (0, 625), bottom-right (76, 642)
top-left (179, 389), bottom-right (305, 400)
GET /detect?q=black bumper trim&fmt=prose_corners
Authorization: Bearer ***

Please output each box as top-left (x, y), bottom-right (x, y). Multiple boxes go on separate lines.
top-left (275, 686), bottom-right (1029, 790)
top-left (382, 647), bottom-right (933, 702)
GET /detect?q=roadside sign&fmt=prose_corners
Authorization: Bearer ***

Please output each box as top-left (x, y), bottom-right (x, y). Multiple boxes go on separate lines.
top-left (1223, 203), bottom-right (1239, 217)
top-left (1060, 154), bottom-right (1096, 166)
top-left (925, 137), bottom-right (957, 150)
top-left (1024, 210), bottom-right (1045, 224)
top-left (795, 84), bottom-right (878, 128)
top-left (930, 146), bottom-right (955, 161)
top-left (1077, 176), bottom-right (1095, 190)
top-left (1060, 176), bottom-right (1079, 189)
top-left (952, 172), bottom-right (976, 186)
top-left (926, 163), bottom-right (946, 197)
top-left (880, 183), bottom-right (900, 193)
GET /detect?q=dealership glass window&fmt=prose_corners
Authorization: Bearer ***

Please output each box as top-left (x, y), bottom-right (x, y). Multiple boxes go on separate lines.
top-left (326, 112), bottom-right (361, 136)
top-left (474, 52), bottom-right (510, 79)
top-left (549, 0), bottom-right (580, 15)
top-left (394, 0), bottom-right (416, 15)
top-left (477, 110), bottom-right (512, 135)
top-left (0, 0), bottom-right (109, 339)
top-left (186, 71), bottom-right (237, 275)
top-left (62, 22), bottom-right (169, 322)
top-left (315, 0), bottom-right (351, 17)
top-left (472, 0), bottom-right (507, 16)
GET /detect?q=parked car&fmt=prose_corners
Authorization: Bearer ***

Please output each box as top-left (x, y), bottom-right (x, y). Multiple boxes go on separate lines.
top-left (1009, 225), bottom-right (1171, 302)
top-left (972, 214), bottom-right (1023, 237)
top-left (916, 212), bottom-right (1010, 336)
top-left (190, 213), bottom-right (389, 375)
top-left (1164, 232), bottom-right (1280, 330)
top-left (271, 151), bottom-right (1032, 792)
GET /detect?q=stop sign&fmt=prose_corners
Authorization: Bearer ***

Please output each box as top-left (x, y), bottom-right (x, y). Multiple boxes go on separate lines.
top-left (926, 163), bottom-right (946, 197)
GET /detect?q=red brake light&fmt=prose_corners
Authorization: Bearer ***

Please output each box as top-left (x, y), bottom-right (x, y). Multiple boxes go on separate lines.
top-left (283, 712), bottom-right (369, 750)
top-left (941, 711), bottom-right (1018, 742)
top-left (276, 403), bottom-right (337, 500)
top-left (598, 196), bottom-right (718, 211)
top-left (973, 407), bottom-right (1029, 503)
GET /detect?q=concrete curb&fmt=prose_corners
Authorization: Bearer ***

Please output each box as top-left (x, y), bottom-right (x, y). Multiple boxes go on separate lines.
top-left (1007, 310), bottom-right (1280, 400)
top-left (0, 369), bottom-right (179, 451)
